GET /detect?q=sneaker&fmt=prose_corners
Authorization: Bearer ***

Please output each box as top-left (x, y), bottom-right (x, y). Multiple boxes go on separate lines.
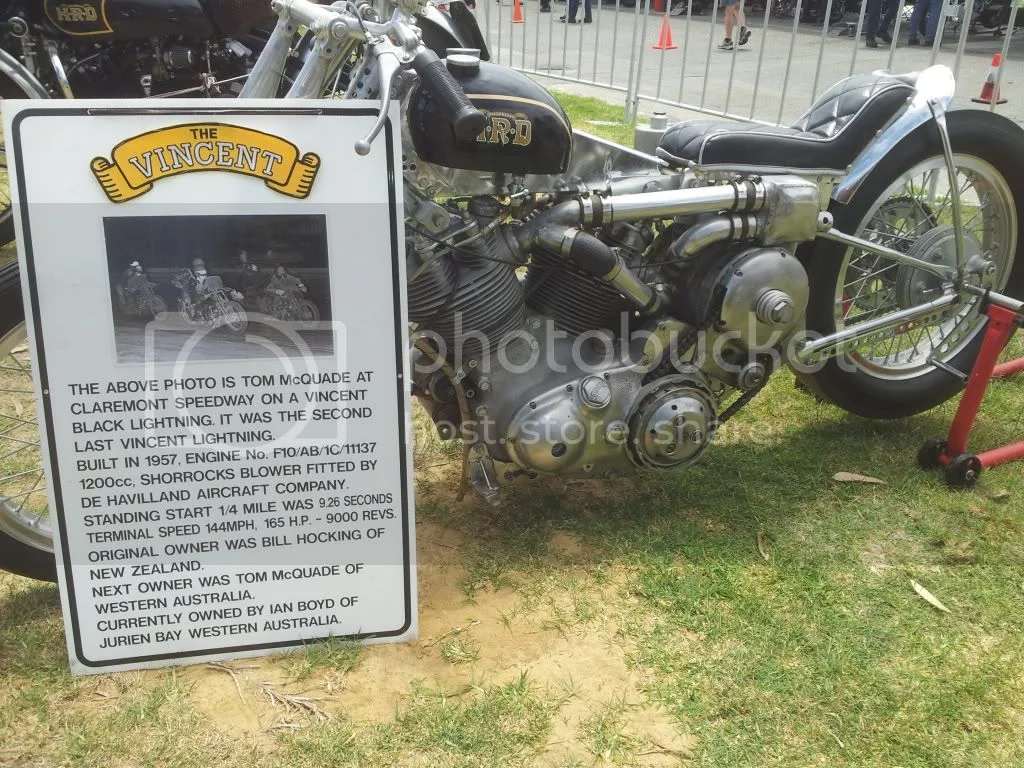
top-left (878, 29), bottom-right (892, 43)
top-left (559, 14), bottom-right (576, 22)
top-left (865, 36), bottom-right (878, 48)
top-left (718, 38), bottom-right (733, 49)
top-left (583, 15), bottom-right (592, 21)
top-left (738, 26), bottom-right (750, 45)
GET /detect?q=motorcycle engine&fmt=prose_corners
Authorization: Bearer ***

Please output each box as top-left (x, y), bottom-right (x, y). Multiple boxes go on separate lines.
top-left (56, 37), bottom-right (254, 97)
top-left (407, 191), bottom-right (808, 494)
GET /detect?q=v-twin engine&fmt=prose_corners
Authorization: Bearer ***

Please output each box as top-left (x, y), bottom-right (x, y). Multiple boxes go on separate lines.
top-left (407, 176), bottom-right (820, 500)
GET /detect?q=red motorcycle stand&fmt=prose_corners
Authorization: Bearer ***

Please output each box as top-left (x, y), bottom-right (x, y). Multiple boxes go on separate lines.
top-left (918, 297), bottom-right (1024, 489)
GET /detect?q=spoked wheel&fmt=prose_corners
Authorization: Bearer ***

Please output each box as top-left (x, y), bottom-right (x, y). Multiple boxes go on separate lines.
top-left (800, 110), bottom-right (1024, 419)
top-left (0, 262), bottom-right (56, 581)
top-left (297, 299), bottom-right (320, 329)
top-left (148, 295), bottom-right (168, 319)
top-left (221, 301), bottom-right (248, 335)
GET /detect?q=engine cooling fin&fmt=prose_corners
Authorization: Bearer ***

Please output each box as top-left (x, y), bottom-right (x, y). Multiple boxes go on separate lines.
top-left (524, 249), bottom-right (630, 336)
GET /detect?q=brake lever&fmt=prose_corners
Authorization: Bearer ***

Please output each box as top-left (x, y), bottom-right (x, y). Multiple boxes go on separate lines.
top-left (354, 42), bottom-right (402, 156)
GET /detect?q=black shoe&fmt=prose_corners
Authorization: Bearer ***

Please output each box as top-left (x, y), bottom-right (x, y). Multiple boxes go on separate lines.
top-left (878, 29), bottom-right (892, 43)
top-left (559, 14), bottom-right (576, 21)
top-left (865, 36), bottom-right (878, 48)
top-left (924, 38), bottom-right (935, 45)
top-left (540, 5), bottom-right (550, 10)
top-left (583, 16), bottom-right (592, 21)
top-left (907, 37), bottom-right (920, 45)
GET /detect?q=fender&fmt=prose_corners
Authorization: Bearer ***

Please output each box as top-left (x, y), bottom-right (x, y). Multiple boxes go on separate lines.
top-left (0, 47), bottom-right (50, 99)
top-left (832, 65), bottom-right (955, 205)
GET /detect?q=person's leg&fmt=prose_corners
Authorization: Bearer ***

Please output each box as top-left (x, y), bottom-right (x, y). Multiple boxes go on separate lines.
top-left (878, 0), bottom-right (894, 41)
top-left (737, 2), bottom-right (751, 44)
top-left (583, 0), bottom-right (592, 20)
top-left (724, 3), bottom-right (736, 39)
top-left (540, 0), bottom-right (550, 12)
top-left (563, 0), bottom-right (578, 20)
top-left (865, 0), bottom-right (881, 39)
top-left (925, 0), bottom-right (942, 42)
top-left (908, 0), bottom-right (926, 40)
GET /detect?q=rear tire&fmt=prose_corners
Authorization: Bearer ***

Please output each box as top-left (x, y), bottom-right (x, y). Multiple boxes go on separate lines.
top-left (0, 261), bottom-right (56, 581)
top-left (797, 110), bottom-right (1024, 419)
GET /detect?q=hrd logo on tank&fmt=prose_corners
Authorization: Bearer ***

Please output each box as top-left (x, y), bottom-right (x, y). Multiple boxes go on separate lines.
top-left (476, 110), bottom-right (532, 147)
top-left (44, 0), bottom-right (112, 35)
top-left (90, 123), bottom-right (321, 202)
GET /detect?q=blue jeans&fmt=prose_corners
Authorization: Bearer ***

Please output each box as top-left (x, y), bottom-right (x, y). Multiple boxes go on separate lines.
top-left (909, 0), bottom-right (942, 41)
top-left (568, 0), bottom-right (592, 20)
top-left (865, 0), bottom-right (895, 37)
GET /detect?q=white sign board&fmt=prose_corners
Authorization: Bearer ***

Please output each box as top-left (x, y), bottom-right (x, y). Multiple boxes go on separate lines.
top-left (4, 101), bottom-right (415, 674)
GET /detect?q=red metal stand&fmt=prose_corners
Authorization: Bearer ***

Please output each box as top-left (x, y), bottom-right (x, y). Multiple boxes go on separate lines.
top-left (918, 301), bottom-right (1024, 488)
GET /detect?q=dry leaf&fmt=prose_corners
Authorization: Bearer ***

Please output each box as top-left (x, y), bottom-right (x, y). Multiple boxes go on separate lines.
top-left (832, 472), bottom-right (886, 485)
top-left (988, 489), bottom-right (1012, 503)
top-left (911, 580), bottom-right (951, 613)
top-left (756, 531), bottom-right (770, 562)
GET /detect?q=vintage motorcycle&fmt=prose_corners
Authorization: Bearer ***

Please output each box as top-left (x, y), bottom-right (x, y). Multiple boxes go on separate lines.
top-left (1, 0), bottom-right (1023, 581)
top-left (266, 285), bottom-right (321, 325)
top-left (172, 269), bottom-right (248, 335)
top-left (116, 273), bottom-right (168, 320)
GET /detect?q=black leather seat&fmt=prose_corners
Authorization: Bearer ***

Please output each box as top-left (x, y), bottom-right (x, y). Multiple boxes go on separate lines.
top-left (656, 73), bottom-right (916, 173)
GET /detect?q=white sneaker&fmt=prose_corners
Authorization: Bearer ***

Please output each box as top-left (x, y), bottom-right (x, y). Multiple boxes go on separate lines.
top-left (718, 38), bottom-right (734, 49)
top-left (739, 26), bottom-right (751, 45)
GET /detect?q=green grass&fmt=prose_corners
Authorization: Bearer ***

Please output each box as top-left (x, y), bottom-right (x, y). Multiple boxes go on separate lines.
top-left (3, 90), bottom-right (1024, 767)
top-left (551, 90), bottom-right (637, 145)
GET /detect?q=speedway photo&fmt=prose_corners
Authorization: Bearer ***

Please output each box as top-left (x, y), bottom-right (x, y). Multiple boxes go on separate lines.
top-left (102, 213), bottom-right (334, 364)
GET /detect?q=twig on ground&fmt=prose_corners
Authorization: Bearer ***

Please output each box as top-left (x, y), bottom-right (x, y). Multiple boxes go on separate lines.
top-left (424, 619), bottom-right (480, 648)
top-left (258, 681), bottom-right (334, 722)
top-left (206, 662), bottom-right (258, 703)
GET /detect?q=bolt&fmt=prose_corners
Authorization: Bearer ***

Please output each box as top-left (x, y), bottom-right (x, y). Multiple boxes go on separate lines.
top-left (965, 469), bottom-right (977, 481)
top-left (468, 359), bottom-right (478, 369)
top-left (665, 442), bottom-right (677, 455)
top-left (479, 379), bottom-right (490, 391)
top-left (529, 317), bottom-right (542, 330)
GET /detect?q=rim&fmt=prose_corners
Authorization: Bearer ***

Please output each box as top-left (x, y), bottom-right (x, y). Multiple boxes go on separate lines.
top-left (834, 154), bottom-right (1017, 381)
top-left (0, 322), bottom-right (53, 553)
top-left (0, 102), bottom-right (11, 233)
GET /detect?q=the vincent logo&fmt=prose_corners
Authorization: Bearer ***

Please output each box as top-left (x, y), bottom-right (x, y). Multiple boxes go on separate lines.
top-left (90, 123), bottom-right (321, 202)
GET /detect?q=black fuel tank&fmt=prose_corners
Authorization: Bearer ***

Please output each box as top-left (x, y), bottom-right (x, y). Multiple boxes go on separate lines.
top-left (408, 60), bottom-right (572, 176)
top-left (43, 0), bottom-right (214, 39)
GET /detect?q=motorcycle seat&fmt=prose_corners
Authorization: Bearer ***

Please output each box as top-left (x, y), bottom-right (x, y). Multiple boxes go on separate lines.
top-left (656, 73), bottom-right (916, 174)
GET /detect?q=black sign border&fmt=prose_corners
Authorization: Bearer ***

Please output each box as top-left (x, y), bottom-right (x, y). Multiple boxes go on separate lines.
top-left (11, 105), bottom-right (413, 668)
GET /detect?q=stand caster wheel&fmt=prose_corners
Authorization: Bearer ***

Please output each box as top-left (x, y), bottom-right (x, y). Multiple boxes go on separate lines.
top-left (944, 453), bottom-right (982, 489)
top-left (917, 438), bottom-right (947, 470)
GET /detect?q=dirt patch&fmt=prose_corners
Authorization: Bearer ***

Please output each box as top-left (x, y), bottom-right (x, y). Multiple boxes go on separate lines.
top-left (547, 531), bottom-right (588, 559)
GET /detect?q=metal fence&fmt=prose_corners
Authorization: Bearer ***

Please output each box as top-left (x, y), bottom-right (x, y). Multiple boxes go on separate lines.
top-left (471, 0), bottom-right (1022, 127)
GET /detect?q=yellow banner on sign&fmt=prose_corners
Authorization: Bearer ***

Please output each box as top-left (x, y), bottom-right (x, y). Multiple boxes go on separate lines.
top-left (90, 123), bottom-right (321, 202)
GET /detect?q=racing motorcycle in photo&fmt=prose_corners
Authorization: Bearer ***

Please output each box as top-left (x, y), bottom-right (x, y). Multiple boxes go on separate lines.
top-left (1, 0), bottom-right (1023, 582)
top-left (172, 264), bottom-right (248, 336)
top-left (115, 267), bottom-right (168, 321)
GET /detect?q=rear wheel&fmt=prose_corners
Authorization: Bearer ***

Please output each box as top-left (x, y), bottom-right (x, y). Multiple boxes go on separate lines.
top-left (221, 301), bottom-right (248, 335)
top-left (0, 73), bottom-right (41, 248)
top-left (798, 110), bottom-right (1024, 419)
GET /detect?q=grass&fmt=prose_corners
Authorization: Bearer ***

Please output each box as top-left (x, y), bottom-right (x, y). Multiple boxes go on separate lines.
top-left (3, 91), bottom-right (1024, 767)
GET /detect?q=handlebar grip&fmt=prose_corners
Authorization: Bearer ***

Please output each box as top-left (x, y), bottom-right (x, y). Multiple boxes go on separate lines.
top-left (412, 49), bottom-right (486, 142)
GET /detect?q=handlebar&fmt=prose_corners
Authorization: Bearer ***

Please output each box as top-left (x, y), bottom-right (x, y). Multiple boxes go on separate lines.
top-left (263, 0), bottom-right (485, 152)
top-left (412, 49), bottom-right (486, 142)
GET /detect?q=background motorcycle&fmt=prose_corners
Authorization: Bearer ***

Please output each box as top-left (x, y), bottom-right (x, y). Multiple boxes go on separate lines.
top-left (172, 271), bottom-right (248, 335)
top-left (116, 275), bottom-right (168, 320)
top-left (2, 0), bottom-right (1023, 582)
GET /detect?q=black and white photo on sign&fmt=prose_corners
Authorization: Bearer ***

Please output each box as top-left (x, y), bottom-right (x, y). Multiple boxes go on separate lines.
top-left (104, 214), bottom-right (333, 364)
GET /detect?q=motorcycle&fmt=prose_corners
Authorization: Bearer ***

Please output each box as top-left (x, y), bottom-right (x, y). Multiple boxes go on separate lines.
top-left (1, 0), bottom-right (1023, 582)
top-left (172, 269), bottom-right (248, 335)
top-left (115, 273), bottom-right (168, 320)
top-left (266, 285), bottom-right (321, 326)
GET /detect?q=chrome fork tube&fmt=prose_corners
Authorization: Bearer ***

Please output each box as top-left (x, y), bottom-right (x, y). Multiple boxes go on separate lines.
top-left (239, 11), bottom-right (296, 97)
top-left (43, 40), bottom-right (72, 98)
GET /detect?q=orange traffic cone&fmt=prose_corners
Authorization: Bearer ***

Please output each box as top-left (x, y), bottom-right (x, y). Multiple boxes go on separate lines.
top-left (512, 0), bottom-right (524, 24)
top-left (972, 53), bottom-right (1008, 105)
top-left (653, 16), bottom-right (677, 49)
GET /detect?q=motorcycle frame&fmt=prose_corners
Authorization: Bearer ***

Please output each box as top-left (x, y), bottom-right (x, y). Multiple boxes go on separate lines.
top-left (248, 0), bottom-right (976, 369)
